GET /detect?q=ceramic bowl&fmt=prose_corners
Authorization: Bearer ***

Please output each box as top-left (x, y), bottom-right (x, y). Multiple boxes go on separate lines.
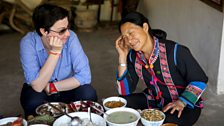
top-left (140, 109), bottom-right (165, 126)
top-left (53, 112), bottom-right (106, 126)
top-left (103, 96), bottom-right (127, 111)
top-left (103, 107), bottom-right (140, 126)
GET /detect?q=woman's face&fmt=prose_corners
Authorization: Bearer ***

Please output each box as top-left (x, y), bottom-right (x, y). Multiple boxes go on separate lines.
top-left (120, 22), bottom-right (149, 51)
top-left (47, 17), bottom-right (70, 43)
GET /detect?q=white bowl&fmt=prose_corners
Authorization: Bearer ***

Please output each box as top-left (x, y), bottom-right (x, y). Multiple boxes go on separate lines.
top-left (140, 109), bottom-right (165, 126)
top-left (53, 112), bottom-right (106, 126)
top-left (0, 117), bottom-right (27, 126)
top-left (103, 96), bottom-right (127, 111)
top-left (103, 107), bottom-right (140, 126)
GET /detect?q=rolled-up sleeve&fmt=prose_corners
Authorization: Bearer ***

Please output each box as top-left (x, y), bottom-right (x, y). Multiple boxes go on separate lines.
top-left (20, 33), bottom-right (41, 84)
top-left (69, 32), bottom-right (91, 85)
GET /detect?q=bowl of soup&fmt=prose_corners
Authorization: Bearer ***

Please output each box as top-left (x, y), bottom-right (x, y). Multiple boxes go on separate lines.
top-left (140, 109), bottom-right (165, 126)
top-left (103, 96), bottom-right (127, 111)
top-left (103, 107), bottom-right (140, 126)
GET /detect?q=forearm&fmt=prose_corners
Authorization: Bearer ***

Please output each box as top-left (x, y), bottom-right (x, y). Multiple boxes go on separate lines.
top-left (118, 56), bottom-right (127, 77)
top-left (54, 77), bottom-right (80, 92)
top-left (32, 54), bottom-right (59, 92)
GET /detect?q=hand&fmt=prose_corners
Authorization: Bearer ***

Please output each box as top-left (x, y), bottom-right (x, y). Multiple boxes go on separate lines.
top-left (162, 100), bottom-right (186, 118)
top-left (115, 35), bottom-right (129, 58)
top-left (49, 36), bottom-right (64, 54)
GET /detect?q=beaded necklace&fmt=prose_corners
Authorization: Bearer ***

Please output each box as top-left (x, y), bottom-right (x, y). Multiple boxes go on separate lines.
top-left (139, 37), bottom-right (159, 69)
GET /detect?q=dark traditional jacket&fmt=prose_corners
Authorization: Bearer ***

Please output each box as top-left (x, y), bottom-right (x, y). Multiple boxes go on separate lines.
top-left (116, 37), bottom-right (208, 108)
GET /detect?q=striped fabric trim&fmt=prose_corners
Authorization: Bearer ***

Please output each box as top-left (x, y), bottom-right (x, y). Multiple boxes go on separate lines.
top-left (129, 50), bottom-right (133, 62)
top-left (116, 78), bottom-right (130, 95)
top-left (116, 69), bottom-right (128, 81)
top-left (181, 81), bottom-right (206, 106)
top-left (179, 97), bottom-right (194, 108)
top-left (117, 80), bottom-right (122, 95)
top-left (191, 81), bottom-right (206, 90)
top-left (174, 43), bottom-right (178, 66)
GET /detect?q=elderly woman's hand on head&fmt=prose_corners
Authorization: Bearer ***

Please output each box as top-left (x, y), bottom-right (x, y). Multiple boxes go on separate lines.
top-left (115, 35), bottom-right (129, 58)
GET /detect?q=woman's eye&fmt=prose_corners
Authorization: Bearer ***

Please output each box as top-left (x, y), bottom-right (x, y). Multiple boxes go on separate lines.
top-left (130, 32), bottom-right (135, 36)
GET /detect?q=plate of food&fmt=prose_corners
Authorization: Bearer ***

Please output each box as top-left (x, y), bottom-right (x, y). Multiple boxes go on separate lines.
top-left (0, 117), bottom-right (27, 126)
top-left (35, 102), bottom-right (67, 117)
top-left (27, 115), bottom-right (55, 126)
top-left (67, 101), bottom-right (104, 115)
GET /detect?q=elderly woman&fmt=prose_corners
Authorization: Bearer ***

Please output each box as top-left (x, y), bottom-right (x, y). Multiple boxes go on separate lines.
top-left (115, 11), bottom-right (208, 126)
top-left (20, 4), bottom-right (97, 117)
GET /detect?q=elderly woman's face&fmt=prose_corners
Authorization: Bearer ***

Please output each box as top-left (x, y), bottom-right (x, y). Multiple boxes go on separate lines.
top-left (120, 22), bottom-right (148, 51)
top-left (47, 17), bottom-right (70, 43)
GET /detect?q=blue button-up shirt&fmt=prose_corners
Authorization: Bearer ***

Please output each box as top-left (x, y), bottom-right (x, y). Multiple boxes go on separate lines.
top-left (20, 30), bottom-right (91, 85)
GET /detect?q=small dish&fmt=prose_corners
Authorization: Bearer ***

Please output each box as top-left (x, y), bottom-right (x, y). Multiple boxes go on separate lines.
top-left (103, 96), bottom-right (127, 111)
top-left (0, 117), bottom-right (27, 126)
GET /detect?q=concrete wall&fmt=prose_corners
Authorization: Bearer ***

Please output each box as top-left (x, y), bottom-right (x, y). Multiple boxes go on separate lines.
top-left (217, 15), bottom-right (224, 94)
top-left (137, 0), bottom-right (223, 94)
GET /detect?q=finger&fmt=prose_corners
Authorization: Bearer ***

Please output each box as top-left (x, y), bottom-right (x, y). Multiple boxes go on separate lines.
top-left (54, 37), bottom-right (63, 47)
top-left (123, 36), bottom-right (129, 45)
top-left (55, 37), bottom-right (62, 46)
top-left (163, 106), bottom-right (172, 112)
top-left (115, 36), bottom-right (122, 47)
top-left (178, 110), bottom-right (183, 118)
top-left (163, 103), bottom-right (173, 112)
top-left (50, 36), bottom-right (54, 45)
top-left (170, 107), bottom-right (176, 114)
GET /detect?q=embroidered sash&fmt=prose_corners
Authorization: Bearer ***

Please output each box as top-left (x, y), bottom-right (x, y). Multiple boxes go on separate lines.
top-left (159, 43), bottom-right (179, 101)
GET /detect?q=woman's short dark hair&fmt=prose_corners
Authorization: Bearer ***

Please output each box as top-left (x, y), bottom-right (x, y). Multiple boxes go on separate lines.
top-left (32, 4), bottom-right (69, 36)
top-left (118, 11), bottom-right (153, 37)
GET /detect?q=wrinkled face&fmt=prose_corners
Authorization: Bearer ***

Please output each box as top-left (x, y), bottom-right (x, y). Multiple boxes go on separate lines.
top-left (47, 17), bottom-right (70, 43)
top-left (120, 22), bottom-right (148, 51)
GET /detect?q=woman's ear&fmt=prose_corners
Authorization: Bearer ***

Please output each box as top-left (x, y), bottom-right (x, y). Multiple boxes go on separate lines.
top-left (40, 28), bottom-right (48, 36)
top-left (143, 23), bottom-right (149, 32)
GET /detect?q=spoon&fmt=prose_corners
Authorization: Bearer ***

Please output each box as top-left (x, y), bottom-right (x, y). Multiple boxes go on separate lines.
top-left (47, 103), bottom-right (82, 126)
top-left (88, 107), bottom-right (92, 123)
top-left (90, 105), bottom-right (110, 116)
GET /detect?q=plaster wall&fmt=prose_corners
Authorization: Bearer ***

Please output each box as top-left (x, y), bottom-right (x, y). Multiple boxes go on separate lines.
top-left (217, 14), bottom-right (224, 94)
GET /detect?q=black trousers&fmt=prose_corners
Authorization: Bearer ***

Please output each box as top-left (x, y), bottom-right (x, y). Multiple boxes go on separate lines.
top-left (20, 84), bottom-right (97, 118)
top-left (121, 93), bottom-right (201, 126)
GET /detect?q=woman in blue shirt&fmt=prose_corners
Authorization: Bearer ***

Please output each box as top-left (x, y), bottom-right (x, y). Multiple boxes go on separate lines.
top-left (20, 4), bottom-right (97, 117)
